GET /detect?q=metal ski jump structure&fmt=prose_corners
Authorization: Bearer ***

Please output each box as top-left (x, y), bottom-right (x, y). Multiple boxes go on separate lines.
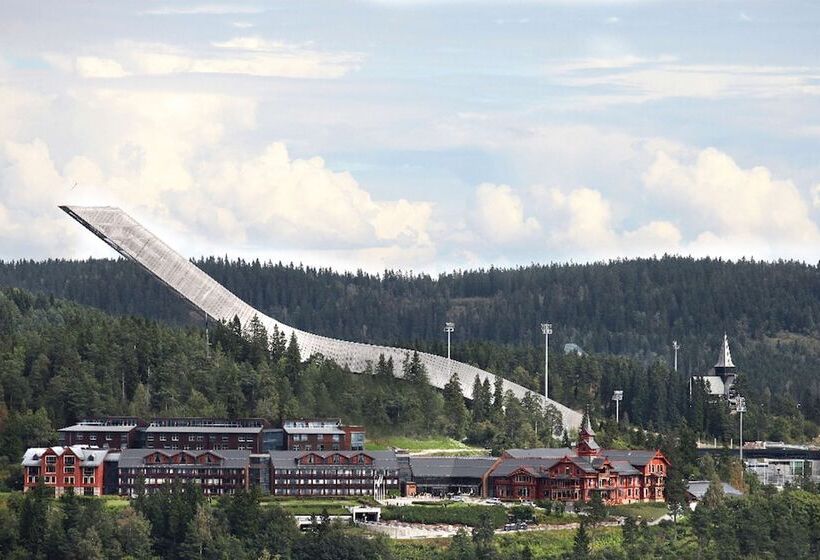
top-left (61, 206), bottom-right (582, 431)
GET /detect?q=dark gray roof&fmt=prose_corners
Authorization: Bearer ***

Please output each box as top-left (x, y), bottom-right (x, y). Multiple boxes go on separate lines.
top-left (490, 458), bottom-right (560, 478)
top-left (269, 450), bottom-right (398, 470)
top-left (569, 456), bottom-right (598, 473)
top-left (687, 480), bottom-right (743, 500)
top-left (609, 460), bottom-right (641, 475)
top-left (504, 447), bottom-right (572, 459)
top-left (409, 457), bottom-right (496, 479)
top-left (602, 450), bottom-right (659, 467)
top-left (118, 449), bottom-right (251, 469)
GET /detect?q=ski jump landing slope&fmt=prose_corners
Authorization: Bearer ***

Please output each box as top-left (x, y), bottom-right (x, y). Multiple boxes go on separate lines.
top-left (61, 206), bottom-right (582, 431)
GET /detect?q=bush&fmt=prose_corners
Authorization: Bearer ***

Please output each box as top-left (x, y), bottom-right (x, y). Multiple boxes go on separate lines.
top-left (382, 505), bottom-right (508, 528)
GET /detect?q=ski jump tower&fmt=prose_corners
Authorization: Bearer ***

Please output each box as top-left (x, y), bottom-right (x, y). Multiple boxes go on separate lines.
top-left (61, 206), bottom-right (582, 431)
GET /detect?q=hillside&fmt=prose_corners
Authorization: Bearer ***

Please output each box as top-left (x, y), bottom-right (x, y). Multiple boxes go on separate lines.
top-left (0, 256), bottom-right (818, 428)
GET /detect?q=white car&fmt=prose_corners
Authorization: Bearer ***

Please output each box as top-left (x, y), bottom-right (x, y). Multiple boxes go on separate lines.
top-left (484, 498), bottom-right (502, 505)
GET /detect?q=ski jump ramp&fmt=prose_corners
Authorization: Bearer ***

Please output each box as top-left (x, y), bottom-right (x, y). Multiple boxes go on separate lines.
top-left (61, 206), bottom-right (582, 431)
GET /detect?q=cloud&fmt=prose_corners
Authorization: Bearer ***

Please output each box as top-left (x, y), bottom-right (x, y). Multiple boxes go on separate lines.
top-left (49, 40), bottom-right (363, 80)
top-left (0, 87), bottom-right (434, 268)
top-left (644, 148), bottom-right (820, 255)
top-left (813, 184), bottom-right (820, 208)
top-left (140, 4), bottom-right (267, 15)
top-left (549, 59), bottom-right (820, 104)
top-left (75, 57), bottom-right (129, 78)
top-left (472, 183), bottom-right (541, 243)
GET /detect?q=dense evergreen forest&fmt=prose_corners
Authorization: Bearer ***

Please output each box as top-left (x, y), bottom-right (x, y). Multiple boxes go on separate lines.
top-left (1, 256), bottom-right (818, 436)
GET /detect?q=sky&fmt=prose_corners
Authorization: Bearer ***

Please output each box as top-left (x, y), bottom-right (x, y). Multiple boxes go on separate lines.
top-left (1, 0), bottom-right (819, 272)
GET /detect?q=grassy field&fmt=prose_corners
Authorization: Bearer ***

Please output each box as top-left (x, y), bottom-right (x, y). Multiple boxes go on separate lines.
top-left (390, 526), bottom-right (622, 559)
top-left (609, 501), bottom-right (668, 521)
top-left (100, 496), bottom-right (130, 510)
top-left (366, 436), bottom-right (486, 454)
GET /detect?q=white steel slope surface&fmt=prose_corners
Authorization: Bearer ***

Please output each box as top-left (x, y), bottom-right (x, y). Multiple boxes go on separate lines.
top-left (60, 205), bottom-right (582, 430)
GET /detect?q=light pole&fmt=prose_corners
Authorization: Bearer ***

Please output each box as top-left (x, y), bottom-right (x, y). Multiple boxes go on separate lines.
top-left (444, 322), bottom-right (455, 376)
top-left (612, 390), bottom-right (624, 424)
top-left (541, 323), bottom-right (553, 400)
top-left (672, 340), bottom-right (680, 372)
top-left (736, 396), bottom-right (746, 463)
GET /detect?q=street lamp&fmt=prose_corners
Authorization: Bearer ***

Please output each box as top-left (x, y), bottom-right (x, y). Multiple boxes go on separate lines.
top-left (541, 323), bottom-right (553, 400)
top-left (735, 396), bottom-right (746, 463)
top-left (444, 322), bottom-right (455, 376)
top-left (612, 390), bottom-right (624, 424)
top-left (672, 340), bottom-right (680, 372)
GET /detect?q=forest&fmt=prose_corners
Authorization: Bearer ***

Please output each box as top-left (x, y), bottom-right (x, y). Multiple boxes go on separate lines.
top-left (0, 256), bottom-right (818, 440)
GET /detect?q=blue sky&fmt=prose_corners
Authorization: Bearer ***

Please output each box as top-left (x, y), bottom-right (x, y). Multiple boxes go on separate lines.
top-left (1, 0), bottom-right (819, 271)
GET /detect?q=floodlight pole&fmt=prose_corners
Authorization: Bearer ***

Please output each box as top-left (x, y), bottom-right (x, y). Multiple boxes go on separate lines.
top-left (672, 340), bottom-right (680, 372)
top-left (736, 396), bottom-right (746, 463)
top-left (444, 322), bottom-right (455, 376)
top-left (541, 323), bottom-right (553, 400)
top-left (612, 390), bottom-right (624, 424)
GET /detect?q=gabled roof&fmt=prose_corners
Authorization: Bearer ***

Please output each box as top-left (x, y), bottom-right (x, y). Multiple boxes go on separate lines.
top-left (268, 450), bottom-right (398, 470)
top-left (602, 449), bottom-right (661, 467)
top-left (118, 448), bottom-right (250, 469)
top-left (504, 447), bottom-right (572, 459)
top-left (21, 446), bottom-right (110, 467)
top-left (610, 460), bottom-right (641, 475)
top-left (686, 480), bottom-right (743, 500)
top-left (489, 458), bottom-right (560, 478)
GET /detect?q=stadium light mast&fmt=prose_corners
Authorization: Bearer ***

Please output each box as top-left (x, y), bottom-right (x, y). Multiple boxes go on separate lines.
top-left (444, 322), bottom-right (455, 376)
top-left (736, 396), bottom-right (746, 463)
top-left (672, 340), bottom-right (680, 372)
top-left (541, 323), bottom-right (553, 400)
top-left (612, 390), bottom-right (624, 424)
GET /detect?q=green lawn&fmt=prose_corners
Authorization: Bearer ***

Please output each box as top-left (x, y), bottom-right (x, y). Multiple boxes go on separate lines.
top-left (100, 496), bottom-right (130, 510)
top-left (609, 501), bottom-right (669, 521)
top-left (366, 436), bottom-right (485, 453)
top-left (390, 526), bottom-right (622, 559)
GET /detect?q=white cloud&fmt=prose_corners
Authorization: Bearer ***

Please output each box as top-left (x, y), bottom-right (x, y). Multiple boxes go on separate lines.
top-left (549, 59), bottom-right (820, 104)
top-left (49, 40), bottom-right (363, 80)
top-left (75, 57), bottom-right (129, 78)
top-left (811, 184), bottom-right (820, 208)
top-left (472, 183), bottom-right (541, 243)
top-left (140, 4), bottom-right (267, 15)
top-left (644, 148), bottom-right (820, 255)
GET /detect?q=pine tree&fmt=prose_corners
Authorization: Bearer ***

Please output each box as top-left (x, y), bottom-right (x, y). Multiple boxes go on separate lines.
top-left (572, 518), bottom-right (591, 560)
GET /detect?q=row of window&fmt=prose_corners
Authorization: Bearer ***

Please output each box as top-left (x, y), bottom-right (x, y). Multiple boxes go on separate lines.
top-left (290, 434), bottom-right (342, 442)
top-left (273, 488), bottom-right (379, 496)
top-left (275, 479), bottom-right (398, 486)
top-left (276, 468), bottom-right (397, 476)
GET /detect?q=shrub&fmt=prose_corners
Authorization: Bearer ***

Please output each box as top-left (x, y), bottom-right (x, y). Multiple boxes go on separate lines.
top-left (382, 505), bottom-right (508, 527)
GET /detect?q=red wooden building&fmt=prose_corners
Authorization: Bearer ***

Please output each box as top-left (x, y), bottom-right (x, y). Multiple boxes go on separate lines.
top-left (485, 417), bottom-right (668, 504)
top-left (22, 445), bottom-right (112, 497)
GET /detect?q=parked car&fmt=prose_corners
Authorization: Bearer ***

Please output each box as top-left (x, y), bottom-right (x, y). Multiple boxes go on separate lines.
top-left (485, 498), bottom-right (502, 505)
top-left (503, 523), bottom-right (517, 531)
top-left (450, 494), bottom-right (465, 502)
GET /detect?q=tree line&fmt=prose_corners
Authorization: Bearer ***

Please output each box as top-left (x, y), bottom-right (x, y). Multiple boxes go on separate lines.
top-left (1, 256), bottom-right (818, 430)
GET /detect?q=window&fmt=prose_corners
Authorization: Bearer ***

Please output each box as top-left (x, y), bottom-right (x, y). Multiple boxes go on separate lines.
top-left (172, 435), bottom-right (179, 441)
top-left (159, 435), bottom-right (167, 442)
top-left (64, 476), bottom-right (75, 485)
top-left (65, 456), bottom-right (75, 466)
top-left (46, 456), bottom-right (57, 464)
